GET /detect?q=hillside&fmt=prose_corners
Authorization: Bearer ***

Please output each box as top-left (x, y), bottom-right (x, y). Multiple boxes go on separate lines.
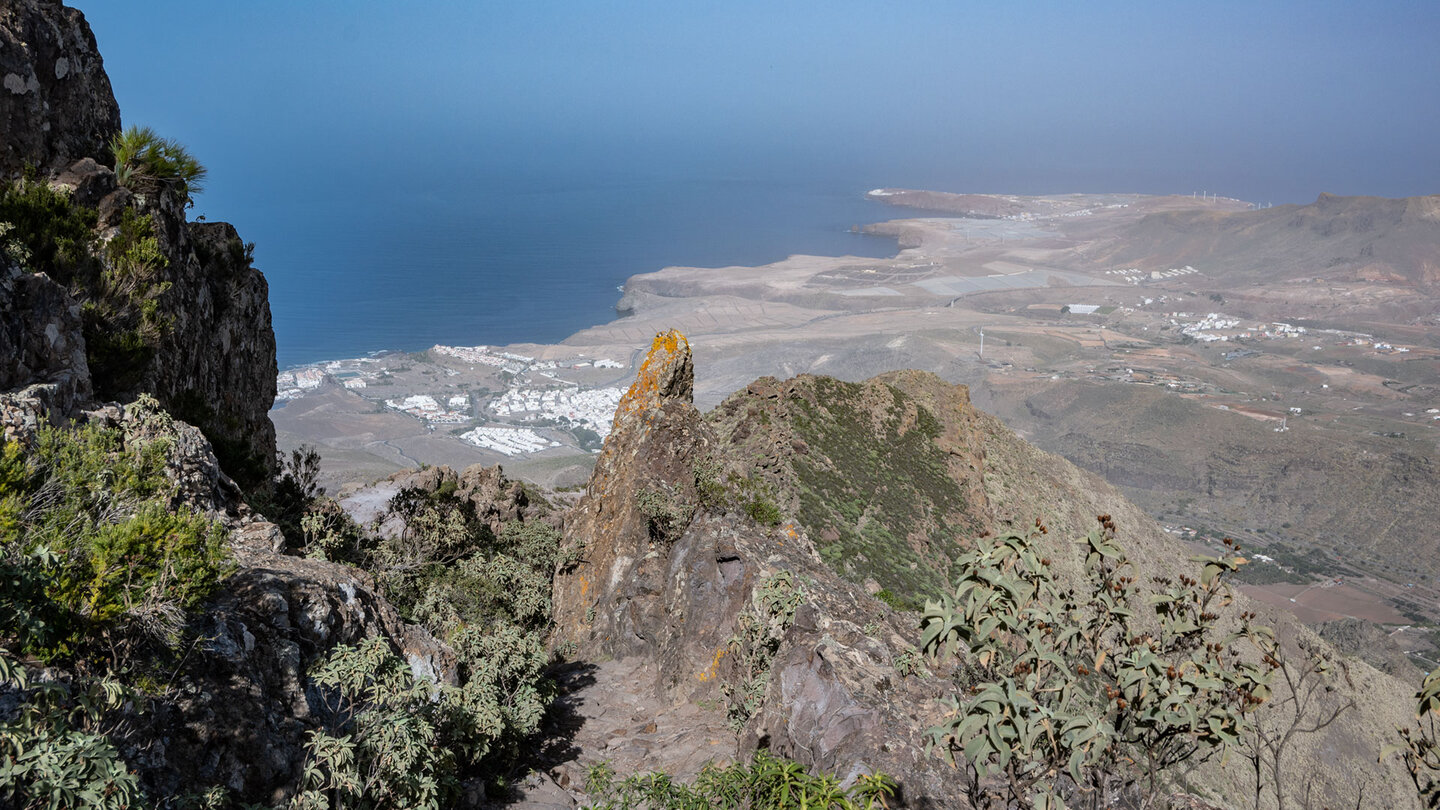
top-left (1096, 192), bottom-right (1440, 288)
top-left (545, 331), bottom-right (1421, 809)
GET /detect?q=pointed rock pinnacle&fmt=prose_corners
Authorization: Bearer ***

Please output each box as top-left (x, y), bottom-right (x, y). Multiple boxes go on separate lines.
top-left (612, 330), bottom-right (693, 428)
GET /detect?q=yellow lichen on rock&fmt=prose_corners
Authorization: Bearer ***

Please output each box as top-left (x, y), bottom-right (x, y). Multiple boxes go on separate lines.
top-left (612, 329), bottom-right (694, 430)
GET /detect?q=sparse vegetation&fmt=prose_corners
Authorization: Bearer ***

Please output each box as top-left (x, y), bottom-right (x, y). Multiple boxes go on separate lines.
top-left (110, 125), bottom-right (208, 206)
top-left (1241, 638), bottom-right (1354, 810)
top-left (0, 408), bottom-right (233, 668)
top-left (780, 378), bottom-right (971, 599)
top-left (1388, 668), bottom-right (1440, 808)
top-left (921, 517), bottom-right (1276, 808)
top-left (724, 570), bottom-right (804, 730)
top-left (636, 484), bottom-right (693, 543)
top-left (584, 750), bottom-right (896, 810)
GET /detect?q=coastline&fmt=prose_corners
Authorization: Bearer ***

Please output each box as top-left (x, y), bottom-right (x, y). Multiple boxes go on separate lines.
top-left (270, 189), bottom-right (1246, 490)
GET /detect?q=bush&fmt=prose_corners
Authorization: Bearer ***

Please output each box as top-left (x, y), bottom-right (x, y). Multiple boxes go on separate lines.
top-left (743, 497), bottom-right (782, 527)
top-left (723, 570), bottom-right (805, 730)
top-left (292, 481), bottom-right (563, 801)
top-left (920, 517), bottom-right (1276, 808)
top-left (110, 125), bottom-right (207, 206)
top-left (586, 749), bottom-right (896, 810)
top-left (0, 651), bottom-right (145, 810)
top-left (0, 178), bottom-right (98, 282)
top-left (0, 419), bottom-right (232, 667)
top-left (290, 638), bottom-right (456, 810)
top-left (636, 485), bottom-right (693, 543)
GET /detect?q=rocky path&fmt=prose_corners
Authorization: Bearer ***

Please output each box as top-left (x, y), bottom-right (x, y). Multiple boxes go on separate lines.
top-left (501, 656), bottom-right (740, 808)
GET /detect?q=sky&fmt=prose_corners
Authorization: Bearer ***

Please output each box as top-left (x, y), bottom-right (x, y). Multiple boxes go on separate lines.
top-left (81, 0), bottom-right (1440, 226)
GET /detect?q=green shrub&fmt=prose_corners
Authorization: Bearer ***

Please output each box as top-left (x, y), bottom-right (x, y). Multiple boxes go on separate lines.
top-left (692, 456), bottom-right (728, 510)
top-left (0, 651), bottom-right (146, 810)
top-left (290, 638), bottom-right (456, 810)
top-left (723, 570), bottom-right (805, 730)
top-left (110, 125), bottom-right (207, 206)
top-left (0, 419), bottom-right (233, 666)
top-left (586, 749), bottom-right (896, 810)
top-left (920, 517), bottom-right (1276, 808)
top-left (743, 497), bottom-right (782, 527)
top-left (292, 625), bottom-right (556, 810)
top-left (0, 178), bottom-right (98, 282)
top-left (292, 482), bottom-right (563, 798)
top-left (874, 588), bottom-right (921, 612)
top-left (82, 207), bottom-right (173, 395)
top-left (636, 485), bottom-right (693, 543)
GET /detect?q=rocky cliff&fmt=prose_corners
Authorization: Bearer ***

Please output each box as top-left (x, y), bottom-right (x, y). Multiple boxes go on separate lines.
top-left (0, 1), bottom-right (277, 487)
top-left (0, 0), bottom-right (119, 176)
top-left (0, 3), bottom-right (418, 804)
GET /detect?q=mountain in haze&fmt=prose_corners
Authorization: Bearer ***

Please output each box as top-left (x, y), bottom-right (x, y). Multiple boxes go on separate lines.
top-left (1097, 192), bottom-right (1440, 288)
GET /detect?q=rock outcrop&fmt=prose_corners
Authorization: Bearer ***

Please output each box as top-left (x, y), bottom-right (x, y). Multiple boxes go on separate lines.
top-left (61, 398), bottom-right (458, 804)
top-left (1, 3), bottom-right (278, 487)
top-left (129, 184), bottom-right (279, 488)
top-left (549, 331), bottom-right (1422, 809)
top-left (0, 0), bottom-right (119, 176)
top-left (551, 331), bottom-right (973, 799)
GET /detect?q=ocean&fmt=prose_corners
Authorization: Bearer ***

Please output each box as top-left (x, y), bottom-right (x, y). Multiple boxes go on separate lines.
top-left (251, 173), bottom-right (903, 369)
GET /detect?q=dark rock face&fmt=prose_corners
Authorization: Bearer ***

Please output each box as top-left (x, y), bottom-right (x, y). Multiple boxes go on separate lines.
top-left (0, 0), bottom-right (279, 486)
top-left (0, 258), bottom-right (91, 437)
top-left (137, 197), bottom-right (279, 488)
top-left (0, 0), bottom-right (120, 176)
top-left (23, 156), bottom-right (281, 488)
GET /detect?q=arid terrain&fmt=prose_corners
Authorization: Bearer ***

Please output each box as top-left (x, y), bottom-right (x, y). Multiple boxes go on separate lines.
top-left (275, 189), bottom-right (1440, 668)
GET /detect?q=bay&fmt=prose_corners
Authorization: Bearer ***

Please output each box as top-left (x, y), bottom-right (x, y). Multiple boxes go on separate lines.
top-left (256, 173), bottom-right (901, 369)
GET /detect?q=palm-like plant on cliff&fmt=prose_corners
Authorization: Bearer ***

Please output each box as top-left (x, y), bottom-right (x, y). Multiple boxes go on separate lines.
top-left (110, 125), bottom-right (207, 206)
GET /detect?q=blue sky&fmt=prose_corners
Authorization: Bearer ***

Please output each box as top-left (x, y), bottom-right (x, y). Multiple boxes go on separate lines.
top-left (81, 1), bottom-right (1440, 218)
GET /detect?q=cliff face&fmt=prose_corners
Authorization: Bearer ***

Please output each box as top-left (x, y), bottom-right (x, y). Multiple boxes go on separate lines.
top-left (128, 180), bottom-right (278, 487)
top-left (0, 0), bottom-right (119, 176)
top-left (0, 3), bottom-right (278, 485)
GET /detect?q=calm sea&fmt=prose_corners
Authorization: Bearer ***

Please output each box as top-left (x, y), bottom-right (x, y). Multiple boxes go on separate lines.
top-left (252, 174), bottom-right (902, 369)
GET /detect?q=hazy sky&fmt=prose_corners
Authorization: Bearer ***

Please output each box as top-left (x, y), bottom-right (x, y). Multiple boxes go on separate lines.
top-left (83, 1), bottom-right (1440, 222)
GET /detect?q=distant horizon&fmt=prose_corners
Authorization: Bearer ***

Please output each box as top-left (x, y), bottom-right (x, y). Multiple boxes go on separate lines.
top-left (74, 1), bottom-right (1440, 366)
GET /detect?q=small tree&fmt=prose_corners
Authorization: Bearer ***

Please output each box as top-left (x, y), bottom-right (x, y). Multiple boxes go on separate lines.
top-left (110, 125), bottom-right (207, 206)
top-left (920, 517), bottom-right (1276, 809)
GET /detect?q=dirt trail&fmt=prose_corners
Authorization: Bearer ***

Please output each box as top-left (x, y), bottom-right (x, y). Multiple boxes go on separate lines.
top-left (503, 656), bottom-right (739, 808)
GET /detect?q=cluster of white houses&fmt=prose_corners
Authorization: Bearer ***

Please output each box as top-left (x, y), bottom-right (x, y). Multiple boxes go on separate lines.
top-left (459, 426), bottom-right (559, 456)
top-left (383, 394), bottom-right (470, 423)
top-left (488, 386), bottom-right (624, 437)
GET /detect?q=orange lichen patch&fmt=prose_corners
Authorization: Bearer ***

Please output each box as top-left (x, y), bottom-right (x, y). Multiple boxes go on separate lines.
top-left (580, 574), bottom-right (589, 599)
top-left (696, 645), bottom-right (729, 682)
top-left (613, 329), bottom-right (692, 429)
